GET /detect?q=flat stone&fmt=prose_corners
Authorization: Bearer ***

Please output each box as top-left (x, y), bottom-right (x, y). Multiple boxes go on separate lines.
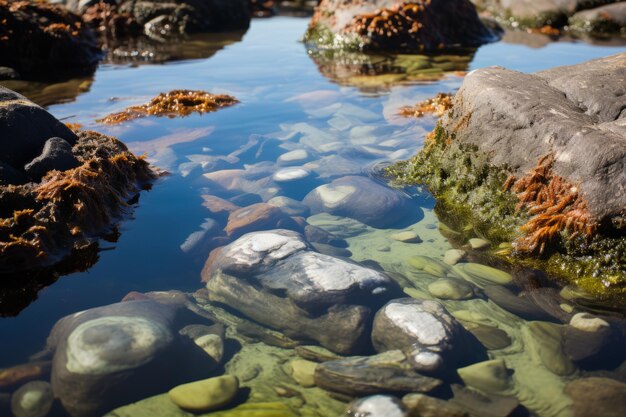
top-left (443, 249), bottom-right (466, 265)
top-left (459, 263), bottom-right (512, 286)
top-left (457, 359), bottom-right (512, 394)
top-left (272, 167), bottom-right (311, 183)
top-left (24, 137), bottom-right (79, 181)
top-left (168, 375), bottom-right (239, 412)
top-left (278, 149), bottom-right (310, 164)
top-left (290, 359), bottom-right (317, 387)
top-left (522, 321), bottom-right (576, 376)
top-left (10, 380), bottom-right (54, 417)
top-left (390, 231), bottom-right (423, 243)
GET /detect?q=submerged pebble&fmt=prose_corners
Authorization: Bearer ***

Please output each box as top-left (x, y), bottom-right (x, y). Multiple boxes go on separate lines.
top-left (168, 375), bottom-right (239, 412)
top-left (10, 380), bottom-right (54, 417)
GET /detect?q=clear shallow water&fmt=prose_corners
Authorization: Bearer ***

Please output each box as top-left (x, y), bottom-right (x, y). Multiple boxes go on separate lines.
top-left (1, 16), bottom-right (626, 417)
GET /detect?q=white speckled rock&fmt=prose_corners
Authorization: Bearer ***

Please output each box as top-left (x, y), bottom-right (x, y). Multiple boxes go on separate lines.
top-left (346, 395), bottom-right (408, 417)
top-left (569, 312), bottom-right (610, 333)
top-left (205, 230), bottom-right (399, 354)
top-left (10, 381), bottom-right (53, 417)
top-left (371, 298), bottom-right (486, 374)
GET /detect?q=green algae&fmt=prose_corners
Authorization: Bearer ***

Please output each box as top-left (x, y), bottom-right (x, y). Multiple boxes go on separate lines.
top-left (386, 124), bottom-right (626, 302)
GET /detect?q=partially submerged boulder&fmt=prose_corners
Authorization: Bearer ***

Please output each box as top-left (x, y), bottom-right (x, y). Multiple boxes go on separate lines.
top-left (304, 0), bottom-right (499, 52)
top-left (203, 229), bottom-right (399, 354)
top-left (0, 86), bottom-right (155, 275)
top-left (0, 0), bottom-right (100, 79)
top-left (388, 53), bottom-right (626, 299)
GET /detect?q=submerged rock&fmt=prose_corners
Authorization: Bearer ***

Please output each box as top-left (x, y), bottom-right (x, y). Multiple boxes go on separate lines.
top-left (168, 375), bottom-right (239, 412)
top-left (315, 350), bottom-right (442, 396)
top-left (457, 359), bottom-right (512, 394)
top-left (10, 380), bottom-right (54, 417)
top-left (388, 53), bottom-right (626, 299)
top-left (44, 296), bottom-right (219, 417)
top-left (371, 298), bottom-right (487, 374)
top-left (304, 0), bottom-right (499, 52)
top-left (347, 395), bottom-right (409, 417)
top-left (565, 377), bottom-right (626, 417)
top-left (204, 230), bottom-right (398, 354)
top-left (303, 175), bottom-right (420, 228)
top-left (0, 1), bottom-right (100, 79)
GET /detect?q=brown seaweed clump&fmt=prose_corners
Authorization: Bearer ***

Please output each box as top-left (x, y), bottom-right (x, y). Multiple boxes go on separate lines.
top-left (503, 154), bottom-right (598, 255)
top-left (399, 92), bottom-right (453, 118)
top-left (97, 90), bottom-right (239, 125)
top-left (0, 130), bottom-right (155, 274)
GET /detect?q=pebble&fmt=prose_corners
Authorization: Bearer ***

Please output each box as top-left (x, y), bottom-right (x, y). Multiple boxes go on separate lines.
top-left (443, 249), bottom-right (466, 265)
top-left (468, 238), bottom-right (490, 250)
top-left (290, 360), bottom-right (317, 387)
top-left (390, 231), bottom-right (422, 243)
top-left (168, 375), bottom-right (239, 412)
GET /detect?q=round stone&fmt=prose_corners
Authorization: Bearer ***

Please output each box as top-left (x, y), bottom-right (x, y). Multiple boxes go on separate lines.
top-left (65, 316), bottom-right (173, 375)
top-left (11, 381), bottom-right (53, 417)
top-left (461, 263), bottom-right (512, 286)
top-left (272, 167), bottom-right (311, 182)
top-left (168, 375), bottom-right (239, 412)
top-left (290, 359), bottom-right (317, 388)
top-left (278, 149), bottom-right (310, 164)
top-left (390, 231), bottom-right (422, 243)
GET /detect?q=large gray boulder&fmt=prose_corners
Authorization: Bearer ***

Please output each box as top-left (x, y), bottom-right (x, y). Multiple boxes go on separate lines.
top-left (203, 229), bottom-right (399, 354)
top-left (439, 53), bottom-right (626, 226)
top-left (304, 0), bottom-right (499, 52)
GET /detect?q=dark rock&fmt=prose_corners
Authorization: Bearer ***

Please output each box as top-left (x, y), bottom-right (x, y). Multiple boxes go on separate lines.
top-left (315, 350), bottom-right (442, 397)
top-left (371, 298), bottom-right (487, 375)
top-left (305, 0), bottom-right (499, 52)
top-left (449, 384), bottom-right (521, 417)
top-left (47, 297), bottom-right (216, 417)
top-left (304, 224), bottom-right (348, 248)
top-left (10, 380), bottom-right (54, 417)
top-left (0, 161), bottom-right (27, 185)
top-left (484, 286), bottom-right (558, 322)
top-left (347, 395), bottom-right (409, 417)
top-left (0, 1), bottom-right (100, 79)
top-left (0, 87), bottom-right (78, 168)
top-left (204, 229), bottom-right (398, 354)
top-left (438, 53), bottom-right (626, 225)
top-left (24, 137), bottom-right (80, 181)
top-left (303, 175), bottom-right (421, 229)
top-left (402, 393), bottom-right (469, 417)
top-left (0, 66), bottom-right (20, 80)
top-left (570, 2), bottom-right (626, 35)
top-left (565, 377), bottom-right (626, 417)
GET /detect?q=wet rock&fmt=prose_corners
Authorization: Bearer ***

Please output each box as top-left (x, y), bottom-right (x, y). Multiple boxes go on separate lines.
top-left (0, 66), bottom-right (19, 80)
top-left (0, 362), bottom-right (51, 390)
top-left (290, 359), bottom-right (317, 387)
top-left (204, 230), bottom-right (398, 354)
top-left (304, 0), bottom-right (498, 52)
top-left (10, 380), bottom-right (54, 417)
top-left (303, 175), bottom-right (420, 229)
top-left (347, 395), bottom-right (409, 417)
top-left (0, 2), bottom-right (99, 79)
top-left (466, 325), bottom-right (511, 350)
top-left (311, 242), bottom-right (353, 257)
top-left (268, 196), bottom-right (311, 217)
top-left (168, 375), bottom-right (239, 412)
top-left (295, 345), bottom-right (344, 363)
top-left (371, 298), bottom-right (487, 374)
top-left (408, 255), bottom-right (451, 277)
top-left (47, 297), bottom-right (216, 417)
top-left (402, 393), bottom-right (468, 417)
top-left (569, 312), bottom-right (610, 332)
top-left (570, 3), bottom-right (626, 35)
top-left (0, 87), bottom-right (78, 169)
top-left (449, 384), bottom-right (520, 417)
top-left (484, 286), bottom-right (557, 322)
top-left (179, 218), bottom-right (222, 255)
top-left (304, 224), bottom-right (347, 247)
top-left (457, 359), bottom-right (512, 394)
top-left (278, 149), bottom-right (311, 165)
top-left (315, 350), bottom-right (442, 396)
top-left (24, 137), bottom-right (80, 181)
top-left (225, 203), bottom-right (301, 238)
top-left (522, 321), bottom-right (576, 376)
top-left (469, 238), bottom-right (490, 250)
top-left (178, 323), bottom-right (225, 364)
top-left (0, 161), bottom-right (27, 185)
top-left (444, 249), bottom-right (467, 265)
top-left (390, 231), bottom-right (422, 243)
top-left (565, 377), bottom-right (626, 417)
top-left (428, 278), bottom-right (475, 300)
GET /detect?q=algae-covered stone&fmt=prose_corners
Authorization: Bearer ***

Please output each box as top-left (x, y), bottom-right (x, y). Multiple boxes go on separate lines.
top-left (457, 359), bottom-right (512, 394)
top-left (469, 238), bottom-right (490, 250)
top-left (169, 375), bottom-right (239, 412)
top-left (428, 278), bottom-right (475, 300)
top-left (290, 360), bottom-right (317, 388)
top-left (459, 263), bottom-right (512, 286)
top-left (408, 255), bottom-right (450, 277)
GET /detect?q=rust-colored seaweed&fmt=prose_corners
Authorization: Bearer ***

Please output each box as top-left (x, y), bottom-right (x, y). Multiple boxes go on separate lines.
top-left (97, 90), bottom-right (239, 125)
top-left (0, 131), bottom-right (155, 273)
top-left (400, 93), bottom-right (453, 118)
top-left (507, 154), bottom-right (598, 254)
